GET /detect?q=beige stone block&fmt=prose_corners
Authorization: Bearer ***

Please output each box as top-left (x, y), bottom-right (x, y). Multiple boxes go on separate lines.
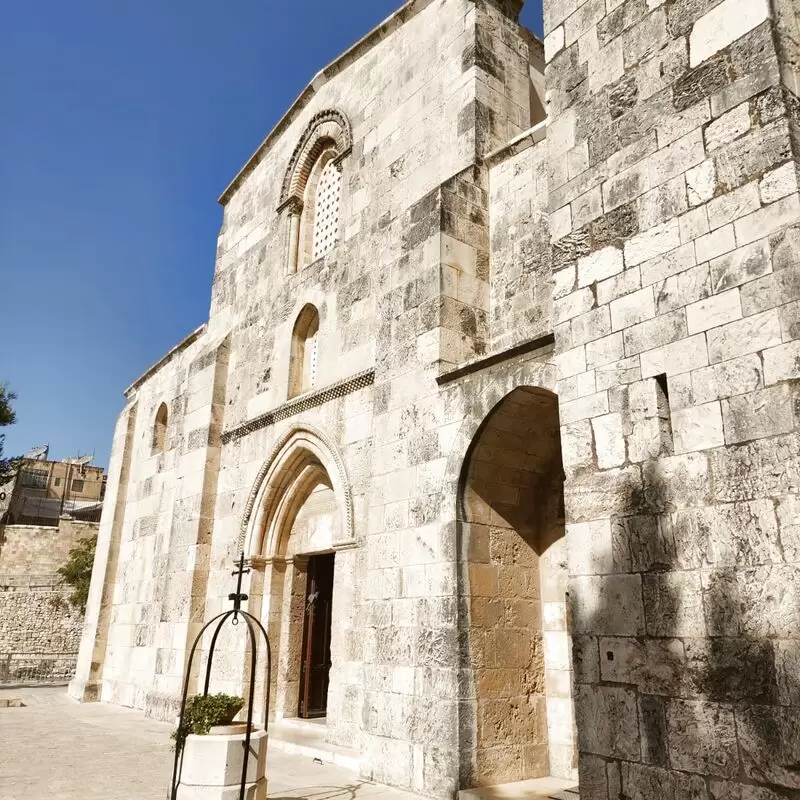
top-left (763, 340), bottom-right (800, 385)
top-left (704, 103), bottom-right (751, 151)
top-left (709, 238), bottom-right (772, 293)
top-left (624, 220), bottom-right (682, 268)
top-left (735, 194), bottom-right (800, 246)
top-left (722, 385), bottom-right (796, 444)
top-left (640, 333), bottom-right (709, 378)
top-left (760, 162), bottom-right (799, 205)
top-left (706, 182), bottom-right (760, 231)
top-left (578, 246), bottom-right (624, 288)
top-left (690, 353), bottom-right (764, 404)
top-left (610, 287), bottom-right (656, 331)
top-left (686, 288), bottom-right (742, 334)
top-left (672, 401), bottom-right (725, 453)
top-left (689, 0), bottom-right (771, 67)
top-left (687, 159), bottom-right (717, 207)
top-left (707, 309), bottom-right (783, 363)
top-left (591, 413), bottom-right (626, 469)
top-left (695, 224), bottom-right (736, 263)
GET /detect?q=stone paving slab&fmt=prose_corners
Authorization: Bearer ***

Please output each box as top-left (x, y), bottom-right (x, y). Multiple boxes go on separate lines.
top-left (0, 687), bottom-right (426, 800)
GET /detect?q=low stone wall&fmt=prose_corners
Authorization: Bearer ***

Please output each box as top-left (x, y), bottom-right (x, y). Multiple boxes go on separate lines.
top-left (0, 521), bottom-right (97, 685)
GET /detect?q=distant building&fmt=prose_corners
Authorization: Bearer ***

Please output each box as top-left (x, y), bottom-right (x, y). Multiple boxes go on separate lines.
top-left (2, 447), bottom-right (106, 526)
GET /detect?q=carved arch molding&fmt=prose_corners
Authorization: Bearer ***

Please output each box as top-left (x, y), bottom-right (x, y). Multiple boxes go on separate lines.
top-left (239, 423), bottom-right (356, 558)
top-left (277, 109), bottom-right (353, 214)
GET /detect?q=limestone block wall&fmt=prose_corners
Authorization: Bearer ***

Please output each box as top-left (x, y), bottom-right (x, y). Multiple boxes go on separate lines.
top-left (191, 0), bottom-right (543, 790)
top-left (0, 519), bottom-right (95, 575)
top-left (544, 0), bottom-right (800, 796)
top-left (71, 326), bottom-right (232, 718)
top-left (488, 125), bottom-right (551, 352)
top-left (0, 520), bottom-right (96, 684)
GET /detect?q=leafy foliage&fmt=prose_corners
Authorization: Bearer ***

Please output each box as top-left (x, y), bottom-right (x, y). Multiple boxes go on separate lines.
top-left (57, 535), bottom-right (97, 613)
top-left (171, 694), bottom-right (245, 751)
top-left (0, 384), bottom-right (19, 485)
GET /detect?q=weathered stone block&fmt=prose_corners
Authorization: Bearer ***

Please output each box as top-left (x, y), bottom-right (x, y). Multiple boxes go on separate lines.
top-left (600, 637), bottom-right (685, 695)
top-left (737, 705), bottom-right (800, 789)
top-left (644, 571), bottom-right (706, 636)
top-left (673, 499), bottom-right (782, 568)
top-left (685, 637), bottom-right (776, 703)
top-left (668, 699), bottom-right (739, 777)
top-left (575, 684), bottom-right (640, 760)
top-left (625, 761), bottom-right (709, 800)
top-left (721, 385), bottom-right (796, 444)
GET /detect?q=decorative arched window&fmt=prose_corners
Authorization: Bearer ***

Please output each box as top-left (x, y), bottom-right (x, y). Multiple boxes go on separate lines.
top-left (152, 403), bottom-right (168, 454)
top-left (278, 110), bottom-right (352, 273)
top-left (288, 305), bottom-right (320, 399)
top-left (310, 155), bottom-right (342, 261)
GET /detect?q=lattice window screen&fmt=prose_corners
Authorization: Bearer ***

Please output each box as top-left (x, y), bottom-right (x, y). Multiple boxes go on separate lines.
top-left (312, 160), bottom-right (341, 260)
top-left (307, 333), bottom-right (319, 390)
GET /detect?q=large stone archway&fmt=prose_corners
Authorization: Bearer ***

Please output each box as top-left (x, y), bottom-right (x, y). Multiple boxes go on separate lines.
top-left (442, 358), bottom-right (577, 790)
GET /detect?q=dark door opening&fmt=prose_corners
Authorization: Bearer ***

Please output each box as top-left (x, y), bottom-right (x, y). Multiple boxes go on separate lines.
top-left (299, 552), bottom-right (334, 719)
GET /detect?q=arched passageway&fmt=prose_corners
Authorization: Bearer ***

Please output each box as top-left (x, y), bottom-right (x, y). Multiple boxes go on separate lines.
top-left (458, 386), bottom-right (576, 787)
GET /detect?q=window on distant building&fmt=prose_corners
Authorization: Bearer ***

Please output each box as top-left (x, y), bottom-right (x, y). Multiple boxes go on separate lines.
top-left (54, 477), bottom-right (61, 487)
top-left (71, 479), bottom-right (85, 493)
top-left (20, 470), bottom-right (48, 490)
top-left (288, 304), bottom-right (320, 399)
top-left (152, 403), bottom-right (168, 454)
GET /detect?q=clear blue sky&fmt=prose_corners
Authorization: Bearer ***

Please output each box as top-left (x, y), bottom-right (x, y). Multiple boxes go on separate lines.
top-left (0, 0), bottom-right (544, 468)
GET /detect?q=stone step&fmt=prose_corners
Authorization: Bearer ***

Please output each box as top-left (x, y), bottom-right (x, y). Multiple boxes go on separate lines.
top-left (268, 720), bottom-right (360, 772)
top-left (458, 778), bottom-right (580, 800)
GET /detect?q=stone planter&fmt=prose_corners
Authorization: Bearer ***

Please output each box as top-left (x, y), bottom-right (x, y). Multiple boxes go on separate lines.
top-left (177, 727), bottom-right (268, 800)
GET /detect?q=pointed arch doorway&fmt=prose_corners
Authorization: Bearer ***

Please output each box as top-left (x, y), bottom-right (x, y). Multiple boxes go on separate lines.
top-left (241, 425), bottom-right (356, 728)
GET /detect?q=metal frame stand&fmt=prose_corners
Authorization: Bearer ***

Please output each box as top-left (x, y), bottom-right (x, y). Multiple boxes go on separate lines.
top-left (169, 555), bottom-right (272, 800)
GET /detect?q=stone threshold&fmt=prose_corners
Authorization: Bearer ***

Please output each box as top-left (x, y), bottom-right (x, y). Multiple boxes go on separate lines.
top-left (459, 777), bottom-right (580, 800)
top-left (268, 718), bottom-right (360, 772)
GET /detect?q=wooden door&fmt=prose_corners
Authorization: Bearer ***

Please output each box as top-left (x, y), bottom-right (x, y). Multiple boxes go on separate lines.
top-left (299, 553), bottom-right (334, 718)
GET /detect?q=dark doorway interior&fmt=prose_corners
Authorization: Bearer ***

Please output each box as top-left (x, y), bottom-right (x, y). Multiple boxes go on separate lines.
top-left (298, 552), bottom-right (334, 718)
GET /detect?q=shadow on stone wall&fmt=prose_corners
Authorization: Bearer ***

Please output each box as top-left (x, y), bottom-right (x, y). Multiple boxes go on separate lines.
top-left (573, 466), bottom-right (800, 799)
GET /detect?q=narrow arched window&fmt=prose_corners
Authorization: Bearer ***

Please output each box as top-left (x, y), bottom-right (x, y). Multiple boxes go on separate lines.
top-left (311, 157), bottom-right (342, 260)
top-left (152, 403), bottom-right (168, 454)
top-left (297, 152), bottom-right (341, 268)
top-left (288, 305), bottom-right (320, 399)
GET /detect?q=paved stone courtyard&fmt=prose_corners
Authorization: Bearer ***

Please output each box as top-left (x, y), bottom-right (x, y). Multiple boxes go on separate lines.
top-left (0, 687), bottom-right (426, 800)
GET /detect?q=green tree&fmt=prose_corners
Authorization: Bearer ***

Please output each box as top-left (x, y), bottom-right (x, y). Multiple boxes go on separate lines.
top-left (57, 534), bottom-right (97, 613)
top-left (0, 384), bottom-right (20, 485)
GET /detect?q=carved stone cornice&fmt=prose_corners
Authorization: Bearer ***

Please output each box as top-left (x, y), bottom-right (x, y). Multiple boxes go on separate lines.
top-left (221, 369), bottom-right (374, 445)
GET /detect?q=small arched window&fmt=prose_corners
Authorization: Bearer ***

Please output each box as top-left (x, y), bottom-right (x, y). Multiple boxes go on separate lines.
top-left (152, 403), bottom-right (168, 454)
top-left (288, 305), bottom-right (320, 399)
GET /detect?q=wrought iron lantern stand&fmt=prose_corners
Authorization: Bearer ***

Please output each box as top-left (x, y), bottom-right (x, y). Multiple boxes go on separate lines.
top-left (169, 554), bottom-right (272, 800)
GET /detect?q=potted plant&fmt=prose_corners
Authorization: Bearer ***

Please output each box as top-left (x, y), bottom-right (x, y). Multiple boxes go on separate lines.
top-left (172, 694), bottom-right (268, 800)
top-left (172, 694), bottom-right (245, 751)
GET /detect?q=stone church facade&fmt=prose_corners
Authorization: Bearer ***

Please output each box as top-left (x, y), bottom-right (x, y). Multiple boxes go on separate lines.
top-left (71, 0), bottom-right (800, 798)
